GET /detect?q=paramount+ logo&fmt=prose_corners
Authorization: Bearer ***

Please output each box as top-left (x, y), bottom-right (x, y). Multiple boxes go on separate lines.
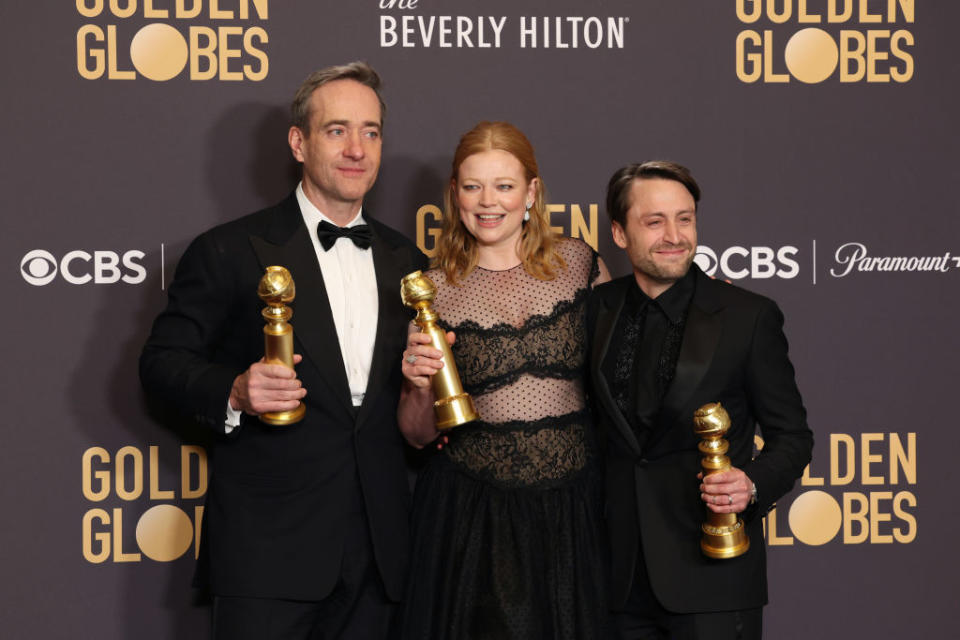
top-left (694, 244), bottom-right (800, 280)
top-left (20, 249), bottom-right (147, 286)
top-left (735, 0), bottom-right (916, 83)
top-left (75, 0), bottom-right (269, 81)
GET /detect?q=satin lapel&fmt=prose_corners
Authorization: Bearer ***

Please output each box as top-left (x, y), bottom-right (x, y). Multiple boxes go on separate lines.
top-left (249, 223), bottom-right (354, 414)
top-left (355, 227), bottom-right (410, 428)
top-left (658, 300), bottom-right (723, 433)
top-left (592, 283), bottom-right (644, 457)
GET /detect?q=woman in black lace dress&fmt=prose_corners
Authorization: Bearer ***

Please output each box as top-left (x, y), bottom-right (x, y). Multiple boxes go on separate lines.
top-left (398, 121), bottom-right (610, 639)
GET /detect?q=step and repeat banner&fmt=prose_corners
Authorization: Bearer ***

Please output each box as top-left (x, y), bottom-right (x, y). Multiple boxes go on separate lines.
top-left (2, 1), bottom-right (955, 638)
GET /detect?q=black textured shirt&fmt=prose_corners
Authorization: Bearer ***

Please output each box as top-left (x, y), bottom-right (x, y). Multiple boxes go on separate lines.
top-left (601, 268), bottom-right (697, 442)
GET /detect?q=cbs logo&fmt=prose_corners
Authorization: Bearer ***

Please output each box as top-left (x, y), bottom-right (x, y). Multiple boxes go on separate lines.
top-left (21, 249), bottom-right (146, 286)
top-left (694, 245), bottom-right (799, 280)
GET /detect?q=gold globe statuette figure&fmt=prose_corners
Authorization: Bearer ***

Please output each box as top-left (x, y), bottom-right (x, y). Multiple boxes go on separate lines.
top-left (693, 402), bottom-right (750, 559)
top-left (400, 271), bottom-right (479, 430)
top-left (257, 266), bottom-right (306, 425)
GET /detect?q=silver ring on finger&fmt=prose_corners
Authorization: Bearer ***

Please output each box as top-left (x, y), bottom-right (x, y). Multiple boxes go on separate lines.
top-left (405, 354), bottom-right (418, 364)
top-left (728, 494), bottom-right (734, 505)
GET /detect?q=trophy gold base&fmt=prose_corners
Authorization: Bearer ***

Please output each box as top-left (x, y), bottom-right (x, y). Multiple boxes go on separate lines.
top-left (434, 393), bottom-right (478, 430)
top-left (700, 519), bottom-right (750, 559)
top-left (260, 403), bottom-right (306, 426)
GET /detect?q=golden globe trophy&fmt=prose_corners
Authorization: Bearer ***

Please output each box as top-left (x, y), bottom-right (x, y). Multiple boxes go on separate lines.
top-left (693, 402), bottom-right (750, 559)
top-left (400, 270), bottom-right (479, 430)
top-left (257, 266), bottom-right (306, 425)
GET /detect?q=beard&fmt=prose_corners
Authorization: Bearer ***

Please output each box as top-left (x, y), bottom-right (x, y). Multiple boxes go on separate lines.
top-left (635, 242), bottom-right (694, 284)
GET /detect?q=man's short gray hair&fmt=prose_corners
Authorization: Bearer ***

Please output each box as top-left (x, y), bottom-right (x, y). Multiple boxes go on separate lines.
top-left (290, 61), bottom-right (385, 134)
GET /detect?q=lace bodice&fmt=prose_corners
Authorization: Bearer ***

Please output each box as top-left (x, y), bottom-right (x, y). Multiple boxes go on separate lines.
top-left (427, 238), bottom-right (601, 487)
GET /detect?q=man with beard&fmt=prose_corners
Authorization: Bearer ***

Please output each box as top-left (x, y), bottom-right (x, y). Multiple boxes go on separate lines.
top-left (588, 161), bottom-right (813, 639)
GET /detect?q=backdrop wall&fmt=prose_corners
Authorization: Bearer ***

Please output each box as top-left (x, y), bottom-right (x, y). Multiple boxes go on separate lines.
top-left (2, 1), bottom-right (954, 637)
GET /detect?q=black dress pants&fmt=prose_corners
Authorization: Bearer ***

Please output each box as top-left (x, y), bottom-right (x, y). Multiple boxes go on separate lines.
top-left (212, 485), bottom-right (396, 639)
top-left (610, 553), bottom-right (762, 640)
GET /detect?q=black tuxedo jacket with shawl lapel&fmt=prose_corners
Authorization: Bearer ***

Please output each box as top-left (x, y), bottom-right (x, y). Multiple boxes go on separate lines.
top-left (140, 192), bottom-right (427, 601)
top-left (587, 265), bottom-right (813, 613)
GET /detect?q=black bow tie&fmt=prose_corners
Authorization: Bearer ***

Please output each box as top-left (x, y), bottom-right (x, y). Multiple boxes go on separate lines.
top-left (316, 220), bottom-right (373, 251)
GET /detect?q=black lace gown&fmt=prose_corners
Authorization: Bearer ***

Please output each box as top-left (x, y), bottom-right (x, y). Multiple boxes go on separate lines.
top-left (402, 239), bottom-right (606, 640)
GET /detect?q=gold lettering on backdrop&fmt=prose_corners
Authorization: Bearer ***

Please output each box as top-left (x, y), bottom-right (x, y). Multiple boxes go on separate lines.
top-left (764, 507), bottom-right (795, 545)
top-left (109, 0), bottom-right (136, 20)
top-left (735, 0), bottom-right (915, 84)
top-left (181, 445), bottom-right (209, 499)
top-left (416, 203), bottom-right (600, 255)
top-left (242, 0), bottom-right (269, 20)
top-left (149, 446), bottom-right (175, 500)
top-left (76, 25), bottom-right (105, 79)
top-left (82, 447), bottom-right (111, 501)
top-left (889, 433), bottom-right (916, 484)
top-left (80, 446), bottom-right (209, 563)
top-left (762, 432), bottom-right (918, 546)
top-left (416, 205), bottom-right (443, 258)
top-left (115, 446), bottom-right (144, 500)
top-left (217, 26), bottom-right (244, 80)
top-left (210, 0), bottom-right (233, 19)
top-left (736, 0), bottom-right (762, 23)
top-left (766, 0), bottom-right (792, 24)
top-left (797, 0), bottom-right (822, 23)
top-left (735, 0), bottom-right (915, 23)
top-left (570, 205), bottom-right (598, 250)
top-left (838, 491), bottom-right (916, 544)
top-left (107, 25), bottom-right (135, 79)
top-left (74, 0), bottom-right (270, 81)
top-left (861, 433), bottom-right (886, 485)
top-left (800, 460), bottom-right (825, 486)
top-left (177, 0), bottom-right (203, 19)
top-left (547, 204), bottom-right (565, 236)
top-left (830, 433), bottom-right (856, 484)
top-left (190, 26), bottom-right (218, 80)
top-left (75, 0), bottom-right (270, 19)
top-left (243, 26), bottom-right (269, 80)
top-left (829, 0), bottom-right (853, 22)
top-left (76, 0), bottom-right (104, 18)
top-left (859, 0), bottom-right (883, 23)
top-left (144, 0), bottom-right (169, 19)
top-left (82, 509), bottom-right (111, 563)
top-left (889, 30), bottom-right (914, 81)
top-left (892, 492), bottom-right (917, 542)
top-left (111, 507), bottom-right (142, 562)
top-left (843, 492), bottom-right (870, 543)
top-left (763, 30), bottom-right (790, 82)
top-left (893, 0), bottom-right (915, 22)
top-left (736, 31), bottom-right (763, 82)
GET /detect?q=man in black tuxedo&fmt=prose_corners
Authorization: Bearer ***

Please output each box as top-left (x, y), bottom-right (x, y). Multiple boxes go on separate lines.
top-left (140, 62), bottom-right (426, 639)
top-left (588, 161), bottom-right (813, 639)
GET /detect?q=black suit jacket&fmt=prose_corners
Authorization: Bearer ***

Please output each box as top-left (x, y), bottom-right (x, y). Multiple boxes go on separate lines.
top-left (588, 266), bottom-right (813, 613)
top-left (140, 193), bottom-right (427, 601)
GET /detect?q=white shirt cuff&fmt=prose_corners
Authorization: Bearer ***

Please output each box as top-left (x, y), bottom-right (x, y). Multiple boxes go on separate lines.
top-left (224, 400), bottom-right (242, 433)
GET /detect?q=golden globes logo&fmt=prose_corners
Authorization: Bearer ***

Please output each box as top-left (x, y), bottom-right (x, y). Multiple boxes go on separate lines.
top-left (75, 0), bottom-right (269, 81)
top-left (81, 445), bottom-right (207, 563)
top-left (761, 432), bottom-right (918, 546)
top-left (735, 0), bottom-right (915, 83)
top-left (415, 202), bottom-right (601, 257)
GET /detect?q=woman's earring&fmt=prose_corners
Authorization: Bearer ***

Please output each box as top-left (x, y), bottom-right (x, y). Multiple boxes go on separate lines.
top-left (524, 203), bottom-right (531, 222)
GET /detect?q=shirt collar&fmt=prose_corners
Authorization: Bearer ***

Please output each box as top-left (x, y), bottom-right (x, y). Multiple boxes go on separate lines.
top-left (630, 265), bottom-right (697, 324)
top-left (296, 182), bottom-right (366, 230)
